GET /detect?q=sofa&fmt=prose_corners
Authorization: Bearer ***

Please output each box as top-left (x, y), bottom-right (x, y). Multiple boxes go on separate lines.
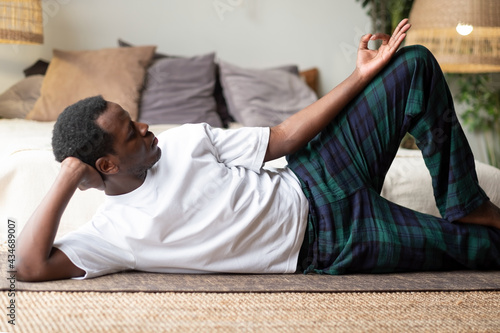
top-left (1, 42), bottom-right (499, 243)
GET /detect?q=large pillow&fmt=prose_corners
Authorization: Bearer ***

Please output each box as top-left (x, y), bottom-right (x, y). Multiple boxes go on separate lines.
top-left (26, 46), bottom-right (156, 121)
top-left (138, 52), bottom-right (222, 127)
top-left (118, 40), bottom-right (224, 127)
top-left (0, 75), bottom-right (44, 119)
top-left (219, 61), bottom-right (318, 127)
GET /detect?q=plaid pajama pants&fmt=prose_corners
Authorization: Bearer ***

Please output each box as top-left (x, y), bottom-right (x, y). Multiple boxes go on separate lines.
top-left (287, 45), bottom-right (500, 274)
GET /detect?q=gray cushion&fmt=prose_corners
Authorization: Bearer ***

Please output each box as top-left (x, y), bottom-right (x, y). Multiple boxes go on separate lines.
top-left (0, 75), bottom-right (43, 119)
top-left (219, 61), bottom-right (317, 127)
top-left (139, 53), bottom-right (222, 127)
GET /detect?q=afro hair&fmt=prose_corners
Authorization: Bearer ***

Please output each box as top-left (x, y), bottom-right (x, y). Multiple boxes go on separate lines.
top-left (52, 95), bottom-right (115, 168)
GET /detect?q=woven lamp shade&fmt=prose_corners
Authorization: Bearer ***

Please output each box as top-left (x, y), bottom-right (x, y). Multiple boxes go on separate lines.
top-left (406, 0), bottom-right (500, 73)
top-left (0, 0), bottom-right (43, 44)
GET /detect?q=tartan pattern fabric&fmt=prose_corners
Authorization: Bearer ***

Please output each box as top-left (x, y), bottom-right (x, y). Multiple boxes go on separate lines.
top-left (287, 45), bottom-right (500, 274)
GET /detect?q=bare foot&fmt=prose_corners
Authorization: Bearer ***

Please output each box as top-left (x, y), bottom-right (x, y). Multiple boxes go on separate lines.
top-left (457, 201), bottom-right (500, 229)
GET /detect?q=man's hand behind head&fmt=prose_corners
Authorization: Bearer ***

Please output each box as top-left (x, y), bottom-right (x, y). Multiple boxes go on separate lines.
top-left (61, 157), bottom-right (105, 191)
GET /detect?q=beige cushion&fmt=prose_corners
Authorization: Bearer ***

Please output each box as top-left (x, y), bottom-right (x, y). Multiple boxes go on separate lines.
top-left (26, 46), bottom-right (156, 121)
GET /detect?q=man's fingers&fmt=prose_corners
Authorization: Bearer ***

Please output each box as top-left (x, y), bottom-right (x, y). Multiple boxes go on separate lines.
top-left (391, 18), bottom-right (410, 37)
top-left (370, 33), bottom-right (390, 43)
top-left (394, 18), bottom-right (409, 32)
top-left (391, 19), bottom-right (411, 42)
top-left (359, 33), bottom-right (373, 49)
top-left (358, 19), bottom-right (410, 53)
top-left (367, 19), bottom-right (411, 45)
top-left (384, 19), bottom-right (411, 49)
top-left (399, 19), bottom-right (410, 31)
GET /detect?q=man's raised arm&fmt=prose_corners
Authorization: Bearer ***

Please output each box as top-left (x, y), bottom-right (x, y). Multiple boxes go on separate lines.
top-left (15, 157), bottom-right (104, 281)
top-left (264, 19), bottom-right (411, 162)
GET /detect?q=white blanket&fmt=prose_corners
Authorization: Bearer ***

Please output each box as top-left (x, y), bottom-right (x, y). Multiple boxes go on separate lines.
top-left (1, 119), bottom-right (499, 242)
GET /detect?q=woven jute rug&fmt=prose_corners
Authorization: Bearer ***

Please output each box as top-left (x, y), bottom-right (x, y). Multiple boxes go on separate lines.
top-left (1, 291), bottom-right (499, 332)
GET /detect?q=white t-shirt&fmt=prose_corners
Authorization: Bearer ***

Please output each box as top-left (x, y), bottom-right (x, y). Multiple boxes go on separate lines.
top-left (54, 124), bottom-right (309, 279)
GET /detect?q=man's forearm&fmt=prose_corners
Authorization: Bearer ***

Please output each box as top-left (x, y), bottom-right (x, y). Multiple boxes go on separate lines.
top-left (265, 69), bottom-right (371, 161)
top-left (16, 160), bottom-right (83, 278)
top-left (264, 19), bottom-right (411, 162)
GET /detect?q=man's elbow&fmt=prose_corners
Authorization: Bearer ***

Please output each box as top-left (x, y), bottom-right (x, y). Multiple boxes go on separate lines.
top-left (15, 248), bottom-right (84, 282)
top-left (15, 258), bottom-right (46, 282)
top-left (15, 264), bottom-right (35, 282)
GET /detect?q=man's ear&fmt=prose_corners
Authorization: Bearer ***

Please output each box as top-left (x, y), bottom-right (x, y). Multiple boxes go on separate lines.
top-left (95, 156), bottom-right (119, 175)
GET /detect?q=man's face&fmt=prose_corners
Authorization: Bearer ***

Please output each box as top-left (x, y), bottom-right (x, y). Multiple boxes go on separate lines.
top-left (96, 102), bottom-right (161, 177)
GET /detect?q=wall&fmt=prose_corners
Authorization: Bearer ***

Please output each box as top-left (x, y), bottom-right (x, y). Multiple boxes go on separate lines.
top-left (0, 0), bottom-right (372, 95)
top-left (0, 1), bottom-right (492, 164)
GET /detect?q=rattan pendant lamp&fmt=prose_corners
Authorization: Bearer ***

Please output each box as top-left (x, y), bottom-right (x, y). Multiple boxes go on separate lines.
top-left (0, 0), bottom-right (43, 44)
top-left (406, 0), bottom-right (500, 73)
